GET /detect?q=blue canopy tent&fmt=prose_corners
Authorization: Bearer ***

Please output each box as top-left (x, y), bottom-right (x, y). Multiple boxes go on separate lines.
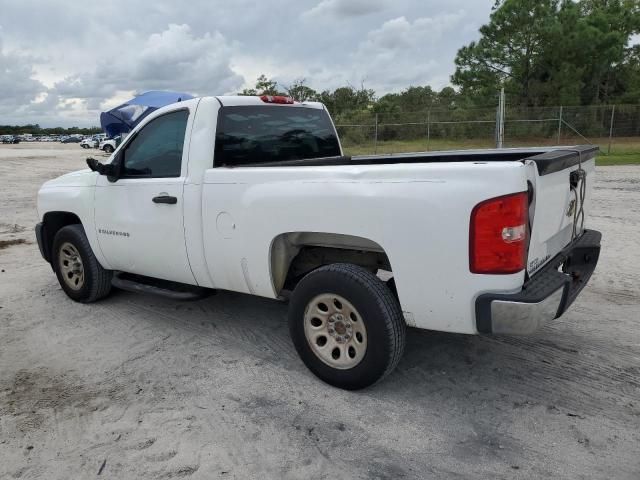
top-left (100, 90), bottom-right (194, 138)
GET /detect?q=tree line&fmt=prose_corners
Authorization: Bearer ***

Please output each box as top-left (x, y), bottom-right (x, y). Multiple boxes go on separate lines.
top-left (0, 124), bottom-right (102, 136)
top-left (453, 0), bottom-right (640, 107)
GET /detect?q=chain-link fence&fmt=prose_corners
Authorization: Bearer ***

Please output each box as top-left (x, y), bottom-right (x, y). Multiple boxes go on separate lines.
top-left (335, 104), bottom-right (640, 156)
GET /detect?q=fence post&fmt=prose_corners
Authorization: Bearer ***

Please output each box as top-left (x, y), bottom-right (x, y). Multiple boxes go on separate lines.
top-left (607, 105), bottom-right (615, 154)
top-left (426, 110), bottom-right (431, 151)
top-left (374, 113), bottom-right (378, 154)
top-left (557, 106), bottom-right (563, 145)
top-left (496, 87), bottom-right (505, 148)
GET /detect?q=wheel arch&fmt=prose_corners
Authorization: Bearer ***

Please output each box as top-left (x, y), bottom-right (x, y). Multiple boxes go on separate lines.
top-left (40, 211), bottom-right (82, 263)
top-left (269, 232), bottom-right (393, 295)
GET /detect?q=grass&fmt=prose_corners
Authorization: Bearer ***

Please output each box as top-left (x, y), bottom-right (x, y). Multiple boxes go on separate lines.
top-left (595, 152), bottom-right (640, 165)
top-left (341, 137), bottom-right (640, 165)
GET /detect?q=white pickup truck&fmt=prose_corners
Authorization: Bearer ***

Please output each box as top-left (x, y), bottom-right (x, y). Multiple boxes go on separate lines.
top-left (36, 95), bottom-right (601, 389)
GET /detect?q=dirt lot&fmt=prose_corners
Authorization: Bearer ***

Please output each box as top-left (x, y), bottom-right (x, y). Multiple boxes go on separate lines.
top-left (0, 143), bottom-right (639, 479)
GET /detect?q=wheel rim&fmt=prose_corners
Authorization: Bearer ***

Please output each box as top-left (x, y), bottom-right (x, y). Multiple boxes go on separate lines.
top-left (303, 293), bottom-right (367, 370)
top-left (58, 242), bottom-right (85, 290)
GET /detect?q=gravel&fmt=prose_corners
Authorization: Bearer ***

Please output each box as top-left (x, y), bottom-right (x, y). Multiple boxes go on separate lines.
top-left (1, 143), bottom-right (639, 479)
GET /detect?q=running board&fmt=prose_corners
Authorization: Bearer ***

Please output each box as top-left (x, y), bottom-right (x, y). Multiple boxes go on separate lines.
top-left (112, 272), bottom-right (214, 301)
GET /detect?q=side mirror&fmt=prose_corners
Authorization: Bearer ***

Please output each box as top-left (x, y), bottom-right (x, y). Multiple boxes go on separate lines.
top-left (86, 156), bottom-right (121, 182)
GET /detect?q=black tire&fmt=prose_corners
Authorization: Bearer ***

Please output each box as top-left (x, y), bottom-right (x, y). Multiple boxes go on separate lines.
top-left (386, 277), bottom-right (398, 300)
top-left (52, 224), bottom-right (112, 303)
top-left (288, 263), bottom-right (406, 390)
top-left (103, 144), bottom-right (114, 154)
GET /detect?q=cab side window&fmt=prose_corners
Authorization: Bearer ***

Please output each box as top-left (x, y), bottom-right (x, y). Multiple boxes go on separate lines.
top-left (122, 110), bottom-right (189, 178)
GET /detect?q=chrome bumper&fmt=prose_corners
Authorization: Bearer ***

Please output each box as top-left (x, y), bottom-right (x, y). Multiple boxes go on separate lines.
top-left (475, 229), bottom-right (601, 335)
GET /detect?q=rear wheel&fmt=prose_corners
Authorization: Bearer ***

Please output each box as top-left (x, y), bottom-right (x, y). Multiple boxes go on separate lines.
top-left (52, 225), bottom-right (112, 303)
top-left (103, 144), bottom-right (114, 154)
top-left (288, 263), bottom-right (406, 390)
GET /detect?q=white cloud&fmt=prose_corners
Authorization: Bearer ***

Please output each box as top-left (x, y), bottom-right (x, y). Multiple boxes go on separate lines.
top-left (0, 0), bottom-right (495, 126)
top-left (303, 0), bottom-right (386, 18)
top-left (0, 39), bottom-right (48, 120)
top-left (362, 14), bottom-right (466, 50)
top-left (350, 12), bottom-right (468, 92)
top-left (42, 24), bottom-right (243, 125)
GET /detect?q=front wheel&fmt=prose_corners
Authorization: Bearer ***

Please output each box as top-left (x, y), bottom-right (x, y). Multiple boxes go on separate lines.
top-left (52, 224), bottom-right (112, 303)
top-left (103, 144), bottom-right (114, 154)
top-left (288, 263), bottom-right (406, 390)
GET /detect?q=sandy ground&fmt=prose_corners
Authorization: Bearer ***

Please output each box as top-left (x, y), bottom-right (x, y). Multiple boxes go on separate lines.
top-left (0, 143), bottom-right (639, 479)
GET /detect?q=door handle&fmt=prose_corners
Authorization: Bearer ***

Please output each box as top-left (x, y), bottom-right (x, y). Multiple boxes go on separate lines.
top-left (152, 195), bottom-right (177, 204)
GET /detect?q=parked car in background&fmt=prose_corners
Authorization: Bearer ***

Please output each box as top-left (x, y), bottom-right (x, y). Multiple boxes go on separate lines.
top-left (80, 137), bottom-right (100, 148)
top-left (61, 136), bottom-right (82, 143)
top-left (99, 136), bottom-right (121, 153)
top-left (1, 135), bottom-right (20, 144)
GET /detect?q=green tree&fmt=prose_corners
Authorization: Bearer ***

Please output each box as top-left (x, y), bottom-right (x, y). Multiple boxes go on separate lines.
top-left (239, 74), bottom-right (282, 96)
top-left (452, 0), bottom-right (560, 105)
top-left (435, 87), bottom-right (459, 109)
top-left (576, 0), bottom-right (640, 104)
top-left (318, 85), bottom-right (375, 116)
top-left (374, 86), bottom-right (438, 114)
top-left (284, 78), bottom-right (318, 102)
top-left (0, 124), bottom-right (102, 135)
top-left (255, 74), bottom-right (279, 95)
top-left (614, 45), bottom-right (640, 103)
top-left (452, 0), bottom-right (640, 106)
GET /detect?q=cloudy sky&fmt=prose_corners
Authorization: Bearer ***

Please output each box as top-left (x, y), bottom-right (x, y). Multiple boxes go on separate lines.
top-left (0, 0), bottom-right (494, 127)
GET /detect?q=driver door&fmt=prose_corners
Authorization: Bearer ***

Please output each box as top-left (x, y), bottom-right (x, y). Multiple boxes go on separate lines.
top-left (94, 108), bottom-right (196, 285)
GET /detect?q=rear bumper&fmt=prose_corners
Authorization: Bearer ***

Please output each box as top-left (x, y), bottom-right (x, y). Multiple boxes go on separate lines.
top-left (475, 229), bottom-right (601, 334)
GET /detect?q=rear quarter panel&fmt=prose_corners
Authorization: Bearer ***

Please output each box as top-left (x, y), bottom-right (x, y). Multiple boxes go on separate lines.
top-left (200, 161), bottom-right (528, 334)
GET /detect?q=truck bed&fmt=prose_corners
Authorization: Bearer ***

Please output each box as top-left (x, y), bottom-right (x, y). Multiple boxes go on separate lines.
top-left (236, 145), bottom-right (598, 176)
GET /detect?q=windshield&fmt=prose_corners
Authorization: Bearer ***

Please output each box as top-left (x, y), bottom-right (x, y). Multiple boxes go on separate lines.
top-left (214, 105), bottom-right (341, 167)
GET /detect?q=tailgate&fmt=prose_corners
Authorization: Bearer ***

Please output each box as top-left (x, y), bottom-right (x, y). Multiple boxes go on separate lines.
top-left (524, 146), bottom-right (598, 275)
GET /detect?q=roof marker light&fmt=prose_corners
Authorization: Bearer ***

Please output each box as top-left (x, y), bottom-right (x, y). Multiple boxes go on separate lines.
top-left (260, 95), bottom-right (295, 104)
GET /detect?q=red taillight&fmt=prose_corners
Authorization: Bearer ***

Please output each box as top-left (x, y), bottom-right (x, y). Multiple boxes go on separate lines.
top-left (470, 192), bottom-right (528, 274)
top-left (260, 95), bottom-right (295, 104)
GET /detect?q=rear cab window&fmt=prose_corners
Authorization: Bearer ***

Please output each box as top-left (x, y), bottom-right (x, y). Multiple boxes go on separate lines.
top-left (214, 105), bottom-right (341, 167)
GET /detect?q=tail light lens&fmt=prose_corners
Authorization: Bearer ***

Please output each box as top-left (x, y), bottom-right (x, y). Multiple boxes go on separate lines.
top-left (260, 95), bottom-right (295, 104)
top-left (470, 192), bottom-right (528, 274)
